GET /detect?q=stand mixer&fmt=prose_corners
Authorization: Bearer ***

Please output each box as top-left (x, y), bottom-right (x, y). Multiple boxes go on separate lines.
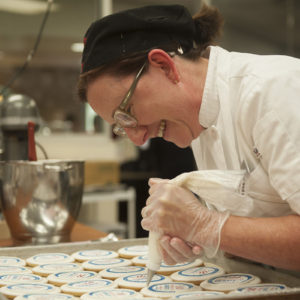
top-left (0, 94), bottom-right (84, 245)
top-left (0, 93), bottom-right (40, 161)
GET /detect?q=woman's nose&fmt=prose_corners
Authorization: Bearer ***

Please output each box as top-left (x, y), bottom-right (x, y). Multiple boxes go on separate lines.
top-left (124, 126), bottom-right (148, 146)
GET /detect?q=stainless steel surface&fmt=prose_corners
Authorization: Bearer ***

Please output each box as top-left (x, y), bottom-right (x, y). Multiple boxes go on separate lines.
top-left (0, 238), bottom-right (299, 299)
top-left (0, 292), bottom-right (8, 300)
top-left (0, 159), bottom-right (84, 245)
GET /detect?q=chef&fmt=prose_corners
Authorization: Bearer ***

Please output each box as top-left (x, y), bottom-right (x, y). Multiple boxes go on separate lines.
top-left (78, 4), bottom-right (300, 271)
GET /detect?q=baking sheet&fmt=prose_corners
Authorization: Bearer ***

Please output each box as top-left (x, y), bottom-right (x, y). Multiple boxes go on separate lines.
top-left (0, 238), bottom-right (299, 299)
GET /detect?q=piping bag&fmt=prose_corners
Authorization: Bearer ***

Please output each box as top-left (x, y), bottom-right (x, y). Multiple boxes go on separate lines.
top-left (146, 231), bottom-right (162, 286)
top-left (145, 170), bottom-right (247, 285)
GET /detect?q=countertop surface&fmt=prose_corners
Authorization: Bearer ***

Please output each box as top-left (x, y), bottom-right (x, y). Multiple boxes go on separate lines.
top-left (0, 222), bottom-right (107, 247)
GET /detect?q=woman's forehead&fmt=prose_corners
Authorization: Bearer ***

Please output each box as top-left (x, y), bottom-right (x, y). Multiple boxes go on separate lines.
top-left (87, 75), bottom-right (126, 122)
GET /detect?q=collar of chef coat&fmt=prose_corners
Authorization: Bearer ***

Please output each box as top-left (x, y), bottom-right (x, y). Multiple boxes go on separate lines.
top-left (199, 46), bottom-right (220, 128)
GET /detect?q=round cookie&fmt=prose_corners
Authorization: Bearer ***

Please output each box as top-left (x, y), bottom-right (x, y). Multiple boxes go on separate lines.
top-left (200, 273), bottom-right (261, 292)
top-left (131, 255), bottom-right (147, 267)
top-left (60, 279), bottom-right (117, 296)
top-left (82, 258), bottom-right (131, 271)
top-left (47, 271), bottom-right (99, 286)
top-left (26, 253), bottom-right (74, 267)
top-left (173, 290), bottom-right (225, 298)
top-left (0, 274), bottom-right (46, 287)
top-left (158, 259), bottom-right (204, 276)
top-left (140, 282), bottom-right (197, 299)
top-left (81, 288), bottom-right (141, 299)
top-left (118, 245), bottom-right (148, 259)
top-left (71, 249), bottom-right (118, 262)
top-left (116, 273), bottom-right (171, 291)
top-left (100, 265), bottom-right (146, 280)
top-left (0, 283), bottom-right (60, 299)
top-left (171, 265), bottom-right (225, 284)
top-left (0, 256), bottom-right (26, 267)
top-left (0, 266), bottom-right (31, 275)
top-left (32, 263), bottom-right (82, 277)
top-left (15, 294), bottom-right (76, 300)
top-left (233, 283), bottom-right (288, 294)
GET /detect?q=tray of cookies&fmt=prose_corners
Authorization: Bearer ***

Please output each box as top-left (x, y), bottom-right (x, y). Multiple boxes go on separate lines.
top-left (0, 238), bottom-right (299, 299)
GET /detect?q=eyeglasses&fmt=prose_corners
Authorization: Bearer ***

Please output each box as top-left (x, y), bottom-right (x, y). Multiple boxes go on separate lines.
top-left (112, 62), bottom-right (147, 136)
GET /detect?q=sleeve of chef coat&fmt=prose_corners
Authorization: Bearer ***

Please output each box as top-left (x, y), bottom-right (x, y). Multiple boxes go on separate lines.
top-left (250, 70), bottom-right (300, 215)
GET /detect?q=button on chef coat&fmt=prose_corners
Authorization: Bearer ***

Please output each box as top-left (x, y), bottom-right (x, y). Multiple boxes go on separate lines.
top-left (191, 46), bottom-right (300, 217)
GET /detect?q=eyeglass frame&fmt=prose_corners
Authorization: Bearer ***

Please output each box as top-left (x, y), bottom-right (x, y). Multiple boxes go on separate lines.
top-left (112, 61), bottom-right (147, 136)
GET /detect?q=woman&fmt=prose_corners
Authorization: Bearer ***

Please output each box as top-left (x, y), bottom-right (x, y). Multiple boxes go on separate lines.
top-left (78, 4), bottom-right (300, 271)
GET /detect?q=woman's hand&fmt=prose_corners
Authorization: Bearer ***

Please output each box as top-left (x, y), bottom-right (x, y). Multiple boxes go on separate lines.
top-left (141, 178), bottom-right (229, 258)
top-left (159, 235), bottom-right (203, 265)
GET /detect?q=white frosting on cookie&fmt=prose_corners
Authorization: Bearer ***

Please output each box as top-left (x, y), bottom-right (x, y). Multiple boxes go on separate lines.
top-left (47, 271), bottom-right (99, 286)
top-left (82, 258), bottom-right (131, 271)
top-left (81, 288), bottom-right (141, 299)
top-left (0, 274), bottom-right (46, 287)
top-left (99, 266), bottom-right (146, 279)
top-left (141, 282), bottom-right (197, 299)
top-left (200, 273), bottom-right (261, 292)
top-left (118, 245), bottom-right (148, 258)
top-left (233, 283), bottom-right (288, 294)
top-left (0, 283), bottom-right (60, 298)
top-left (0, 266), bottom-right (31, 275)
top-left (60, 279), bottom-right (117, 296)
top-left (71, 250), bottom-right (118, 262)
top-left (173, 290), bottom-right (224, 298)
top-left (116, 273), bottom-right (171, 291)
top-left (171, 265), bottom-right (225, 283)
top-left (32, 263), bottom-right (82, 277)
top-left (26, 253), bottom-right (74, 267)
top-left (15, 293), bottom-right (76, 300)
top-left (0, 256), bottom-right (26, 267)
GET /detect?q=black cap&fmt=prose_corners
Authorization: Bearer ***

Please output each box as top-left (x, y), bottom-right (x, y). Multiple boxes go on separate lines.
top-left (81, 5), bottom-right (196, 73)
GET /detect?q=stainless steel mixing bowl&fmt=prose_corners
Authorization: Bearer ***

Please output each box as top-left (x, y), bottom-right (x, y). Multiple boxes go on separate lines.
top-left (0, 160), bottom-right (84, 245)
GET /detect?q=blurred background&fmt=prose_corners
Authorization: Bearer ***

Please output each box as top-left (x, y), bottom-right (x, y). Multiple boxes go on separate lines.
top-left (0, 0), bottom-right (299, 239)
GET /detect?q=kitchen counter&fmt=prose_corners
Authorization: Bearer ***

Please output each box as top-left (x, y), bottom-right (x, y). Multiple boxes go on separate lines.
top-left (0, 222), bottom-right (107, 247)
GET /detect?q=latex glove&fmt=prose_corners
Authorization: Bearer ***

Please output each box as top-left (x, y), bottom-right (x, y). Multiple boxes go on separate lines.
top-left (159, 235), bottom-right (203, 265)
top-left (141, 178), bottom-right (229, 258)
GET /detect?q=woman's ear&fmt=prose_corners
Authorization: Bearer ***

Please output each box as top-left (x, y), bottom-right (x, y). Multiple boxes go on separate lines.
top-left (148, 49), bottom-right (180, 84)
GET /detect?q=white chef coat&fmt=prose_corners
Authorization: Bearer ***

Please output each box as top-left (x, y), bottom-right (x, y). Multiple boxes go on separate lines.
top-left (191, 46), bottom-right (300, 217)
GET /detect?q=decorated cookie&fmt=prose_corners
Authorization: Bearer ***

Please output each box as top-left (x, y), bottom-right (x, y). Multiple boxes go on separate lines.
top-left (200, 273), bottom-right (261, 292)
top-left (15, 294), bottom-right (76, 300)
top-left (82, 258), bottom-right (131, 271)
top-left (173, 290), bottom-right (225, 298)
top-left (99, 265), bottom-right (146, 280)
top-left (131, 255), bottom-right (203, 275)
top-left (0, 256), bottom-right (26, 267)
top-left (141, 282), bottom-right (197, 299)
top-left (71, 250), bottom-right (118, 262)
top-left (60, 279), bottom-right (117, 296)
top-left (158, 259), bottom-right (204, 276)
top-left (32, 263), bottom-right (82, 277)
top-left (116, 273), bottom-right (171, 291)
top-left (233, 283), bottom-right (288, 294)
top-left (118, 245), bottom-right (148, 259)
top-left (47, 271), bottom-right (99, 286)
top-left (0, 283), bottom-right (60, 299)
top-left (26, 253), bottom-right (74, 267)
top-left (171, 265), bottom-right (225, 284)
top-left (131, 255), bottom-right (148, 267)
top-left (0, 274), bottom-right (46, 287)
top-left (81, 288), bottom-right (141, 299)
top-left (0, 266), bottom-right (31, 275)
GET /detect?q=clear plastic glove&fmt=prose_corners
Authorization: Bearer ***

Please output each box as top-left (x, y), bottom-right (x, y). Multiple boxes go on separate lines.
top-left (141, 178), bottom-right (229, 258)
top-left (159, 235), bottom-right (203, 265)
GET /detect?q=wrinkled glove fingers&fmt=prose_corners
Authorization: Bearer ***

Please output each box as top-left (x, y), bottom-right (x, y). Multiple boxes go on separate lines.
top-left (160, 236), bottom-right (193, 264)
